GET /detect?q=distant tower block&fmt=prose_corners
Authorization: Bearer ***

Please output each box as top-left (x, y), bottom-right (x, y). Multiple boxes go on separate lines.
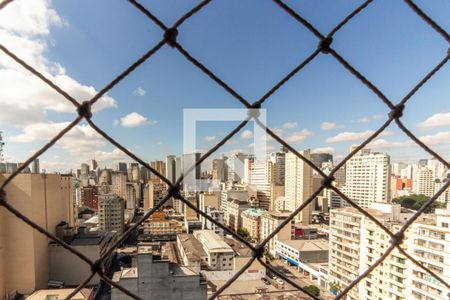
top-left (0, 131), bottom-right (4, 162)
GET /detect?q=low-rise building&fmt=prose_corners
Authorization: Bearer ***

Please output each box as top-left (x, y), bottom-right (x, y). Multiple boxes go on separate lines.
top-left (203, 207), bottom-right (224, 236)
top-left (26, 288), bottom-right (93, 300)
top-left (176, 234), bottom-right (208, 272)
top-left (48, 231), bottom-right (116, 286)
top-left (139, 211), bottom-right (184, 241)
top-left (275, 239), bottom-right (329, 282)
top-left (193, 230), bottom-right (235, 271)
top-left (111, 245), bottom-right (207, 300)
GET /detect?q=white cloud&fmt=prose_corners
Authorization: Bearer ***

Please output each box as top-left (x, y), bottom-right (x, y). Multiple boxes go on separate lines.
top-left (113, 119), bottom-right (119, 126)
top-left (133, 87), bottom-right (146, 97)
top-left (285, 129), bottom-right (313, 143)
top-left (8, 122), bottom-right (107, 162)
top-left (326, 130), bottom-right (392, 143)
top-left (368, 139), bottom-right (411, 149)
top-left (241, 130), bottom-right (253, 140)
top-left (225, 140), bottom-right (239, 145)
top-left (120, 112), bottom-right (156, 128)
top-left (204, 135), bottom-right (216, 142)
top-left (418, 112), bottom-right (450, 130)
top-left (313, 147), bottom-right (336, 154)
top-left (282, 122), bottom-right (297, 129)
top-left (418, 131), bottom-right (450, 146)
top-left (320, 122), bottom-right (337, 131)
top-left (351, 114), bottom-right (385, 123)
top-left (0, 0), bottom-right (116, 127)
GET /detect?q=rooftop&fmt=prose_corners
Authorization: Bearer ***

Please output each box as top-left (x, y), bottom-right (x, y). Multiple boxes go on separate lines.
top-left (26, 288), bottom-right (92, 300)
top-left (278, 239), bottom-right (329, 252)
top-left (177, 234), bottom-right (207, 262)
top-left (194, 230), bottom-right (234, 253)
top-left (112, 267), bottom-right (138, 282)
top-left (242, 208), bottom-right (267, 218)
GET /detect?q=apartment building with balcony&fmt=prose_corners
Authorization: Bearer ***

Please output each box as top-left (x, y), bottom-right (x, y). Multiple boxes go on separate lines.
top-left (328, 203), bottom-right (414, 300)
top-left (405, 204), bottom-right (450, 300)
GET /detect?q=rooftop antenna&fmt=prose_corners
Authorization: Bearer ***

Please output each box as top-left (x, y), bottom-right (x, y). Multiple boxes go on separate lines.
top-left (0, 131), bottom-right (4, 162)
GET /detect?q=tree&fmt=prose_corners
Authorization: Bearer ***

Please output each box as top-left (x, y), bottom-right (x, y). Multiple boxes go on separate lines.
top-left (303, 285), bottom-right (320, 297)
top-left (237, 227), bottom-right (249, 238)
top-left (392, 194), bottom-right (445, 213)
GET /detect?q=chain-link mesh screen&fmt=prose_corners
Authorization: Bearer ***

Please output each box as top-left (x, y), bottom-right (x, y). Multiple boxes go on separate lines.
top-left (0, 0), bottom-right (449, 299)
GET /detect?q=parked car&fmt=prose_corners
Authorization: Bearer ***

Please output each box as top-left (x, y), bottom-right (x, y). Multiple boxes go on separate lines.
top-left (261, 277), bottom-right (271, 285)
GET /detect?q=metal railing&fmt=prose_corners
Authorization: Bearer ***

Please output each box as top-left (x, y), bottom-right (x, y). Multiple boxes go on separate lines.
top-left (0, 1), bottom-right (449, 299)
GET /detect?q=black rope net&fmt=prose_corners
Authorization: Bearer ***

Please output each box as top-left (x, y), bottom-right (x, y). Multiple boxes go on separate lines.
top-left (0, 0), bottom-right (449, 299)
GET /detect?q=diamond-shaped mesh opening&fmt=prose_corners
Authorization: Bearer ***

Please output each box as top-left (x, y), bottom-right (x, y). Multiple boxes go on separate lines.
top-left (0, 0), bottom-right (449, 299)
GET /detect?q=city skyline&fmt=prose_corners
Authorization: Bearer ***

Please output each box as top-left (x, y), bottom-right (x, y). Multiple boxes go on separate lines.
top-left (0, 0), bottom-right (449, 173)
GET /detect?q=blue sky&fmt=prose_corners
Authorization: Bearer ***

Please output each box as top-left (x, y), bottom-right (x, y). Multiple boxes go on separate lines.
top-left (0, 0), bottom-right (449, 172)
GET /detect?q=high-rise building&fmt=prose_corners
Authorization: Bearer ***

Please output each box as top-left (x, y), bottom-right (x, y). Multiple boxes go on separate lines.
top-left (165, 155), bottom-right (177, 184)
top-left (143, 181), bottom-right (168, 210)
top-left (269, 151), bottom-right (286, 185)
top-left (98, 190), bottom-right (125, 234)
top-left (247, 159), bottom-right (275, 210)
top-left (260, 210), bottom-right (294, 255)
top-left (328, 204), bottom-right (413, 300)
top-left (413, 166), bottom-right (435, 197)
top-left (150, 160), bottom-right (166, 183)
top-left (80, 163), bottom-right (90, 180)
top-left (80, 186), bottom-right (99, 209)
top-left (285, 150), bottom-right (313, 224)
top-left (310, 153), bottom-right (333, 169)
top-left (227, 153), bottom-right (248, 183)
top-left (116, 162), bottom-right (127, 174)
top-left (111, 172), bottom-right (127, 200)
top-left (341, 149), bottom-right (390, 208)
top-left (182, 152), bottom-right (202, 191)
top-left (212, 157), bottom-right (228, 182)
top-left (31, 159), bottom-right (40, 174)
top-left (405, 204), bottom-right (450, 300)
top-left (91, 159), bottom-right (98, 171)
top-left (0, 174), bottom-right (74, 297)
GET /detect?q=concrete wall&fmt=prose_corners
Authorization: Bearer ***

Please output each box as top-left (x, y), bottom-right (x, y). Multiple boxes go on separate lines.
top-left (48, 244), bottom-right (101, 286)
top-left (0, 174), bottom-right (71, 296)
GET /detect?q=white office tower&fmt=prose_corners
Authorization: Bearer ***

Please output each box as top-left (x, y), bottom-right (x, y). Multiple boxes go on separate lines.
top-left (227, 153), bottom-right (248, 183)
top-left (427, 158), bottom-right (448, 180)
top-left (404, 203), bottom-right (450, 300)
top-left (247, 159), bottom-right (274, 210)
top-left (284, 150), bottom-right (313, 225)
top-left (413, 167), bottom-right (435, 197)
top-left (341, 149), bottom-right (390, 208)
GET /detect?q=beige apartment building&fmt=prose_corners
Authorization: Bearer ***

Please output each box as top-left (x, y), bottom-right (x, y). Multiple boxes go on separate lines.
top-left (260, 210), bottom-right (294, 255)
top-left (285, 150), bottom-right (313, 224)
top-left (241, 208), bottom-right (266, 239)
top-left (0, 173), bottom-right (73, 297)
top-left (329, 202), bottom-right (450, 300)
top-left (405, 204), bottom-right (450, 300)
top-left (413, 167), bottom-right (435, 198)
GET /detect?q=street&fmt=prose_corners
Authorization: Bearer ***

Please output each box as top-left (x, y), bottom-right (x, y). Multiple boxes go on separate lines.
top-left (269, 259), bottom-right (334, 300)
